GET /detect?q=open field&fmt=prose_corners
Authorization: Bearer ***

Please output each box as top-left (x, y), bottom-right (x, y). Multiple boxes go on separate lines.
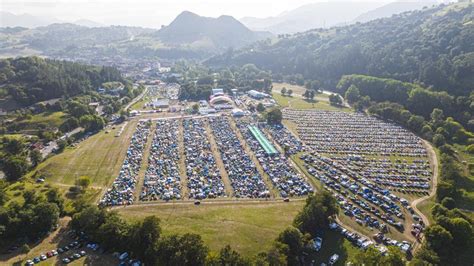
top-left (13, 111), bottom-right (67, 132)
top-left (117, 201), bottom-right (304, 257)
top-left (272, 92), bottom-right (350, 112)
top-left (452, 144), bottom-right (474, 211)
top-left (27, 120), bottom-right (138, 195)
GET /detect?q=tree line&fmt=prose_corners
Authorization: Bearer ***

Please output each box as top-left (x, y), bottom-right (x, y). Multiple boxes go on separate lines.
top-left (207, 3), bottom-right (474, 96)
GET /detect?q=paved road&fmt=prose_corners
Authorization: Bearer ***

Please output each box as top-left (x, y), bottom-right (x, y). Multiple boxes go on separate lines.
top-left (125, 86), bottom-right (148, 110)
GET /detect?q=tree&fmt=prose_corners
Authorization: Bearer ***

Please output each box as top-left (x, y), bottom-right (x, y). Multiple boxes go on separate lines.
top-left (424, 225), bottom-right (453, 256)
top-left (413, 246), bottom-right (440, 265)
top-left (345, 84), bottom-right (361, 104)
top-left (29, 149), bottom-right (42, 167)
top-left (266, 108), bottom-right (283, 125)
top-left (20, 244), bottom-right (30, 254)
top-left (276, 227), bottom-right (303, 265)
top-left (32, 202), bottom-right (60, 235)
top-left (266, 242), bottom-right (288, 266)
top-left (218, 245), bottom-right (249, 266)
top-left (329, 94), bottom-right (342, 106)
top-left (3, 138), bottom-right (25, 155)
top-left (130, 216), bottom-right (162, 263)
top-left (287, 89), bottom-right (293, 97)
top-left (383, 246), bottom-right (405, 266)
top-left (430, 108), bottom-right (445, 128)
top-left (443, 217), bottom-right (473, 247)
top-left (466, 144), bottom-right (474, 154)
top-left (407, 115), bottom-right (425, 133)
top-left (46, 188), bottom-right (64, 214)
top-left (353, 246), bottom-right (383, 266)
top-left (441, 197), bottom-right (456, 209)
top-left (433, 134), bottom-right (446, 147)
top-left (192, 103), bottom-right (199, 114)
top-left (76, 176), bottom-right (91, 191)
top-left (3, 155), bottom-right (29, 181)
top-left (293, 191), bottom-right (338, 235)
top-left (70, 205), bottom-right (108, 238)
top-left (57, 139), bottom-right (67, 152)
top-left (281, 87), bottom-right (287, 96)
top-left (97, 213), bottom-right (130, 252)
top-left (157, 233), bottom-right (208, 266)
top-left (256, 103), bottom-right (265, 113)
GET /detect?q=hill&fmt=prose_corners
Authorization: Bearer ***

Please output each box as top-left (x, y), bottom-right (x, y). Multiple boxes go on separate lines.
top-left (240, 0), bottom-right (439, 34)
top-left (0, 12), bottom-right (270, 60)
top-left (353, 0), bottom-right (438, 23)
top-left (0, 11), bottom-right (63, 28)
top-left (208, 2), bottom-right (474, 95)
top-left (156, 11), bottom-right (271, 50)
top-left (240, 2), bottom-right (382, 34)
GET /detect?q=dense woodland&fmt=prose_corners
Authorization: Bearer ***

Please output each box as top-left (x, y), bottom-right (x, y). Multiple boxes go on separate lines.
top-left (0, 56), bottom-right (123, 107)
top-left (207, 3), bottom-right (474, 95)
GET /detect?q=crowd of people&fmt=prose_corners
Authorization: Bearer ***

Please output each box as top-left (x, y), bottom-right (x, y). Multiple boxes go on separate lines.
top-left (140, 120), bottom-right (182, 201)
top-left (237, 120), bottom-right (313, 198)
top-left (100, 121), bottom-right (150, 206)
top-left (183, 118), bottom-right (225, 199)
top-left (283, 110), bottom-right (427, 157)
top-left (209, 116), bottom-right (270, 198)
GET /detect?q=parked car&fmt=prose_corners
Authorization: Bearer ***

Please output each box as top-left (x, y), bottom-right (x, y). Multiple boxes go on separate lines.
top-left (62, 258), bottom-right (71, 264)
top-left (313, 237), bottom-right (323, 251)
top-left (329, 254), bottom-right (339, 265)
top-left (25, 260), bottom-right (34, 266)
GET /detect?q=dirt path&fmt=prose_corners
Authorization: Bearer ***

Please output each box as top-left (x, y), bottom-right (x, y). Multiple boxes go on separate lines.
top-left (229, 117), bottom-right (280, 198)
top-left (205, 119), bottom-right (234, 197)
top-left (133, 121), bottom-right (155, 200)
top-left (125, 86), bottom-right (148, 110)
top-left (409, 141), bottom-right (439, 251)
top-left (411, 140), bottom-right (438, 228)
top-left (178, 118), bottom-right (189, 198)
top-left (110, 197), bottom-right (306, 209)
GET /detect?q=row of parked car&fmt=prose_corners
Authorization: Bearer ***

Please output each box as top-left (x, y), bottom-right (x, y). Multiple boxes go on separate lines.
top-left (329, 222), bottom-right (412, 255)
top-left (24, 241), bottom-right (85, 265)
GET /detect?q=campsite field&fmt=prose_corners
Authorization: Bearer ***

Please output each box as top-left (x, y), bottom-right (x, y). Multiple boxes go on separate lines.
top-left (117, 201), bottom-right (303, 257)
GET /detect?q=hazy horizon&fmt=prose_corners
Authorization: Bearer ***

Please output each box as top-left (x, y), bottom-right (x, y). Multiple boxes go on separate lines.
top-left (0, 0), bottom-right (417, 29)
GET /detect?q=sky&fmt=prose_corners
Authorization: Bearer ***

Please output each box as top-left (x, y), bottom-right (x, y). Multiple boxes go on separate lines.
top-left (1, 0), bottom-right (418, 28)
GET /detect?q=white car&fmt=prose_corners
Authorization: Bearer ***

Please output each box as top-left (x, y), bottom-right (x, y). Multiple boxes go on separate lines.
top-left (329, 254), bottom-right (339, 265)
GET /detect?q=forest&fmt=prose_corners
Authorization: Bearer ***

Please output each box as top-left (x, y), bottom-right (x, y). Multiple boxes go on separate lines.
top-left (0, 56), bottom-right (123, 107)
top-left (207, 3), bottom-right (474, 96)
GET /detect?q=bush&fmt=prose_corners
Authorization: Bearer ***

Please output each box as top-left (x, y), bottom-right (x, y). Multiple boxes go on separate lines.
top-left (466, 144), bottom-right (474, 154)
top-left (21, 243), bottom-right (30, 254)
top-left (441, 197), bottom-right (456, 210)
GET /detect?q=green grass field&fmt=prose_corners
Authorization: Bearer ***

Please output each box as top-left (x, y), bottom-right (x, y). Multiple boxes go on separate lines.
top-left (272, 92), bottom-right (350, 112)
top-left (27, 120), bottom-right (137, 190)
top-left (117, 201), bottom-right (304, 257)
top-left (24, 111), bottom-right (67, 129)
top-left (452, 144), bottom-right (474, 211)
